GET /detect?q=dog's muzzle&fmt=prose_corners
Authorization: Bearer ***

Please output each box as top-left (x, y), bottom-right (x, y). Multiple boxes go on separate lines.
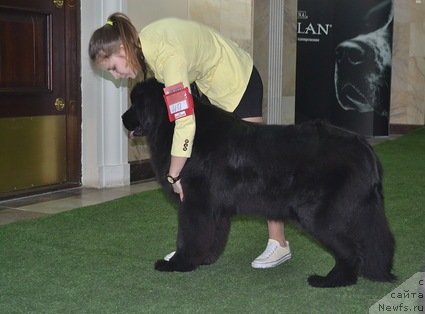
top-left (132, 126), bottom-right (144, 137)
top-left (121, 108), bottom-right (144, 136)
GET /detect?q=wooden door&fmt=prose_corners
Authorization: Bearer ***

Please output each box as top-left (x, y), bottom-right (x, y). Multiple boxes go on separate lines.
top-left (0, 0), bottom-right (81, 199)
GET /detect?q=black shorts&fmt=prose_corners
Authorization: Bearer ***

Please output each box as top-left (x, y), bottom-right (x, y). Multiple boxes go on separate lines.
top-left (233, 66), bottom-right (263, 119)
top-left (191, 66), bottom-right (263, 119)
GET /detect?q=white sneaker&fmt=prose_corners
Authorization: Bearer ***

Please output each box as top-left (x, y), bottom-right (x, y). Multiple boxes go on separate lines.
top-left (164, 251), bottom-right (175, 261)
top-left (251, 239), bottom-right (292, 269)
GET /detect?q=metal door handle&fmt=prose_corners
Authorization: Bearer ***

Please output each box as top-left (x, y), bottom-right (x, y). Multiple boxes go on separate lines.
top-left (54, 98), bottom-right (65, 111)
top-left (53, 0), bottom-right (64, 8)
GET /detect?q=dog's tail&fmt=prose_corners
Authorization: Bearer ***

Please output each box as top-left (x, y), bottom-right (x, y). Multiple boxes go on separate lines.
top-left (359, 159), bottom-right (396, 282)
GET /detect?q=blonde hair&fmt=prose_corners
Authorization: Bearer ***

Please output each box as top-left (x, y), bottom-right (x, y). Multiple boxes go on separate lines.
top-left (88, 12), bottom-right (147, 79)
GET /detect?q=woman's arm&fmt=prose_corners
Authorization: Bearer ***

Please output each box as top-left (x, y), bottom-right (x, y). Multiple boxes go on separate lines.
top-left (169, 155), bottom-right (187, 201)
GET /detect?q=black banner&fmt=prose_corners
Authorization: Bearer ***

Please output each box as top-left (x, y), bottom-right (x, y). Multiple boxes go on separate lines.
top-left (295, 0), bottom-right (394, 136)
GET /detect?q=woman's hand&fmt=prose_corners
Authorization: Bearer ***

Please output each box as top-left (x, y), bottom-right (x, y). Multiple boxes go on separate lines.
top-left (169, 156), bottom-right (187, 202)
top-left (172, 180), bottom-right (184, 201)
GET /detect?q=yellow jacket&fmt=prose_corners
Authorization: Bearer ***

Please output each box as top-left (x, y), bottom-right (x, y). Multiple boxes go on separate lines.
top-left (139, 18), bottom-right (253, 157)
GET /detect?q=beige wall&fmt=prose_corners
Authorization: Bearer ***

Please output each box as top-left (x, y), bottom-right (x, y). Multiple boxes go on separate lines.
top-left (127, 0), bottom-right (189, 30)
top-left (390, 0), bottom-right (425, 126)
top-left (282, 0), bottom-right (297, 124)
top-left (189, 0), bottom-right (253, 54)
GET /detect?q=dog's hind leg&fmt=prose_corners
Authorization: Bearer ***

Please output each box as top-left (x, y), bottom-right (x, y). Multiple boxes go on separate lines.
top-left (307, 235), bottom-right (359, 288)
top-left (202, 213), bottom-right (231, 265)
top-left (358, 201), bottom-right (396, 282)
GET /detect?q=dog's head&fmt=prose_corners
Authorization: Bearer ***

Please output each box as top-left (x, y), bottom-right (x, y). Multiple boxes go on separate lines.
top-left (121, 78), bottom-right (168, 137)
top-left (334, 0), bottom-right (392, 117)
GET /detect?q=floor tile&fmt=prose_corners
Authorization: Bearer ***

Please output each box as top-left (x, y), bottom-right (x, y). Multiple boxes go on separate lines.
top-left (0, 181), bottom-right (160, 225)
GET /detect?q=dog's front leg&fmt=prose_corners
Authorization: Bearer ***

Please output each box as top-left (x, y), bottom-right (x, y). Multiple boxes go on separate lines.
top-left (154, 198), bottom-right (215, 272)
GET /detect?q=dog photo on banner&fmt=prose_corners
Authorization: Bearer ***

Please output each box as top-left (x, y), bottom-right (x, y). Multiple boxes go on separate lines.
top-left (295, 0), bottom-right (393, 136)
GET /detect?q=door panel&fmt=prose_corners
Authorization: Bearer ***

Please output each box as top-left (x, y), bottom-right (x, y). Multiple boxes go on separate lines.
top-left (0, 116), bottom-right (66, 192)
top-left (0, 0), bottom-right (80, 198)
top-left (0, 1), bottom-right (64, 117)
top-left (0, 10), bottom-right (49, 92)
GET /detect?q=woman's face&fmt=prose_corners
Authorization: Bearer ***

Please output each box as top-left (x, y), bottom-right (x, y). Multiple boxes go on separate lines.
top-left (98, 47), bottom-right (137, 79)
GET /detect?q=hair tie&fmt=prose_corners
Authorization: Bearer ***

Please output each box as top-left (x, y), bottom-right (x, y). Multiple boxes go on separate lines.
top-left (105, 20), bottom-right (113, 26)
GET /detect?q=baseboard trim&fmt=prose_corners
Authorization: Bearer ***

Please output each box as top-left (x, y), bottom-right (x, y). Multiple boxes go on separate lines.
top-left (130, 160), bottom-right (156, 183)
top-left (390, 124), bottom-right (423, 135)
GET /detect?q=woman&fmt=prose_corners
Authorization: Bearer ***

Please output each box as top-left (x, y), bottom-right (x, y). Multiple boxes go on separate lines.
top-left (89, 13), bottom-right (291, 268)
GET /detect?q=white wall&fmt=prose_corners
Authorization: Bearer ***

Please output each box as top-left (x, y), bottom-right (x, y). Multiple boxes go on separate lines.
top-left (81, 0), bottom-right (130, 188)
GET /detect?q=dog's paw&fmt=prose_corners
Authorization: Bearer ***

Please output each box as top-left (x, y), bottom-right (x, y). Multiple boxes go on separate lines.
top-left (154, 259), bottom-right (197, 272)
top-left (307, 274), bottom-right (330, 287)
top-left (307, 273), bottom-right (357, 288)
top-left (154, 259), bottom-right (174, 272)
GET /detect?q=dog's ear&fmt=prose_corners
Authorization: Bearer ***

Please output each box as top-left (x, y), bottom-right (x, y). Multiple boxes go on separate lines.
top-left (126, 79), bottom-right (164, 136)
top-left (121, 105), bottom-right (139, 131)
top-left (130, 82), bottom-right (145, 107)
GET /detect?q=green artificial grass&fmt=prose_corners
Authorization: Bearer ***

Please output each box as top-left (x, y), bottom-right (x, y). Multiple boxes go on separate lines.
top-left (1, 129), bottom-right (424, 314)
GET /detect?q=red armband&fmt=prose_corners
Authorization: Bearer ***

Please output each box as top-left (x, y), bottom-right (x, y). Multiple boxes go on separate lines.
top-left (163, 83), bottom-right (194, 122)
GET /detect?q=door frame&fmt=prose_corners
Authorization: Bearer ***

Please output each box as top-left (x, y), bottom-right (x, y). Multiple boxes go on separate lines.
top-left (64, 0), bottom-right (82, 186)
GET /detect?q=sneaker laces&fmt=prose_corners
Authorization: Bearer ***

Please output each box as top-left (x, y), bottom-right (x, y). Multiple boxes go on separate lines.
top-left (257, 240), bottom-right (279, 259)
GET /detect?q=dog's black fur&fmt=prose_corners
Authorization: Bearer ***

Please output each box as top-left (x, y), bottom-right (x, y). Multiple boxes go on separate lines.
top-left (122, 78), bottom-right (395, 288)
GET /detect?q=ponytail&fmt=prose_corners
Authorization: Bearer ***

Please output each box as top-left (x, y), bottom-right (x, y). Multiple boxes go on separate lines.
top-left (88, 12), bottom-right (147, 79)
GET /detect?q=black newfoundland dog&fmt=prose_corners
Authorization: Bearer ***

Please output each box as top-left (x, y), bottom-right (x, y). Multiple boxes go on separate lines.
top-left (122, 78), bottom-right (395, 288)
